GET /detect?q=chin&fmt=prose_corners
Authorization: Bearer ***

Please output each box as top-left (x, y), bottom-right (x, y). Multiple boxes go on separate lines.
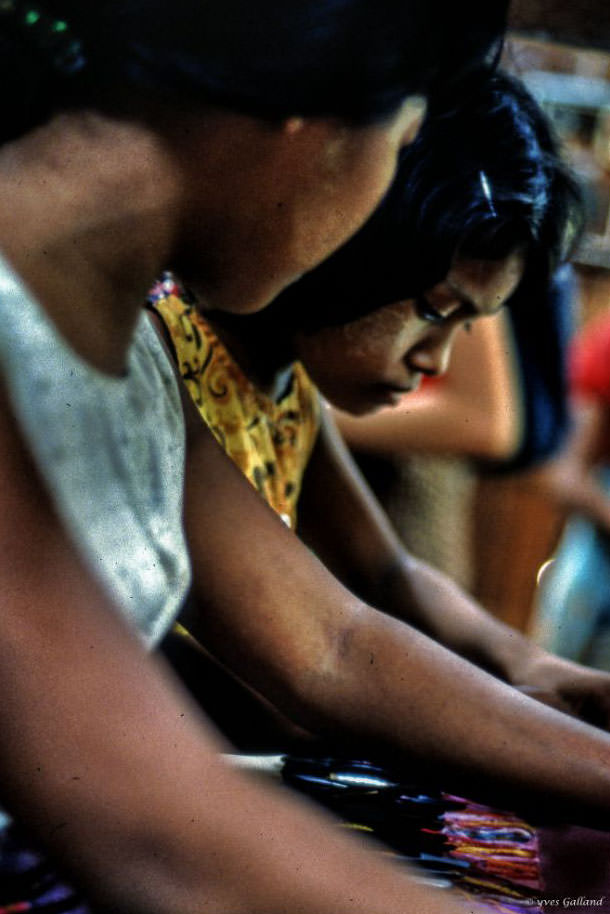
top-left (180, 268), bottom-right (298, 316)
top-left (204, 285), bottom-right (278, 315)
top-left (362, 400), bottom-right (396, 416)
top-left (333, 396), bottom-right (383, 417)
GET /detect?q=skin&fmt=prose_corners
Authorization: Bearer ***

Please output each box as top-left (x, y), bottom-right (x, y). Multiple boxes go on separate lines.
top-left (0, 93), bottom-right (489, 914)
top-left (181, 388), bottom-right (610, 826)
top-left (298, 407), bottom-right (610, 722)
top-left (3, 92), bottom-right (610, 910)
top-left (0, 387), bottom-right (472, 914)
top-left (293, 253), bottom-right (525, 414)
top-left (531, 397), bottom-right (610, 534)
top-left (189, 248), bottom-right (610, 790)
top-left (334, 311), bottom-right (522, 461)
top-left (169, 97), bottom-right (427, 315)
top-left (0, 97), bottom-right (425, 373)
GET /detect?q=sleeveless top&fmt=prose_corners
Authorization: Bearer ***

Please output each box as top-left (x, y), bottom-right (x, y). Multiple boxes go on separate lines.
top-left (150, 281), bottom-right (320, 530)
top-left (0, 254), bottom-right (190, 648)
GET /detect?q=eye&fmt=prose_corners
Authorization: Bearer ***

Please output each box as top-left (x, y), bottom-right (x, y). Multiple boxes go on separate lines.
top-left (414, 295), bottom-right (447, 325)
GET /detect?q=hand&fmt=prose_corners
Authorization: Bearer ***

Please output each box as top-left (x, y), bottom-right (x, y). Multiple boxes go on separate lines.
top-left (511, 650), bottom-right (610, 730)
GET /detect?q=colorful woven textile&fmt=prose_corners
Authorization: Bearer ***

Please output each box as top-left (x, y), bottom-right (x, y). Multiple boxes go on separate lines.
top-left (0, 826), bottom-right (87, 913)
top-left (279, 756), bottom-right (543, 913)
top-left (441, 795), bottom-right (541, 912)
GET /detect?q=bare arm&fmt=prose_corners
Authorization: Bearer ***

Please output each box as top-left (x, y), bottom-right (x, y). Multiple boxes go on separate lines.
top-left (335, 312), bottom-right (522, 460)
top-left (183, 408), bottom-right (610, 825)
top-left (0, 383), bottom-right (473, 914)
top-left (299, 406), bottom-right (544, 682)
top-left (530, 397), bottom-right (610, 534)
top-left (299, 406), bottom-right (610, 727)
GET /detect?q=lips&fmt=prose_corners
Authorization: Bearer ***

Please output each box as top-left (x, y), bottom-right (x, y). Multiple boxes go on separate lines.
top-left (381, 379), bottom-right (420, 397)
top-left (373, 385), bottom-right (411, 406)
top-left (388, 385), bottom-right (415, 395)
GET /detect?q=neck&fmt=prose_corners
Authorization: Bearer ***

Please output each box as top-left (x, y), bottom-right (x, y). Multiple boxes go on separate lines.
top-left (0, 110), bottom-right (185, 374)
top-left (205, 309), bottom-right (296, 396)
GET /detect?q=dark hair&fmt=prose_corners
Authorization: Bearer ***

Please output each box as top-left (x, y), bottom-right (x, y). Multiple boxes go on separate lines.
top-left (266, 69), bottom-right (583, 332)
top-left (0, 0), bottom-right (507, 143)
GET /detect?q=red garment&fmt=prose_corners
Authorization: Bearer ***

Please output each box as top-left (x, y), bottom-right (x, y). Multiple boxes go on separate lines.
top-left (570, 313), bottom-right (610, 406)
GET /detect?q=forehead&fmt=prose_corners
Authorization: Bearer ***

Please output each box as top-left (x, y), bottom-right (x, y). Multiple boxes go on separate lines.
top-left (299, 299), bottom-right (412, 356)
top-left (446, 252), bottom-right (526, 316)
top-left (338, 299), bottom-right (414, 338)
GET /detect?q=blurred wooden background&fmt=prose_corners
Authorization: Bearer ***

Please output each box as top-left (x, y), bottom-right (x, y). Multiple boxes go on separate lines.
top-left (471, 14), bottom-right (610, 630)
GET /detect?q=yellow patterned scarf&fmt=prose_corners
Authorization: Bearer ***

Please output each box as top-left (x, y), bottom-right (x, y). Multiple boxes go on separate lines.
top-left (152, 294), bottom-right (321, 530)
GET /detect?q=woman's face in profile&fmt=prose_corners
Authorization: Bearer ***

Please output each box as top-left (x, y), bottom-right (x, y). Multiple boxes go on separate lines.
top-left (175, 95), bottom-right (427, 315)
top-left (294, 251), bottom-right (525, 415)
top-left (278, 95), bottom-right (428, 290)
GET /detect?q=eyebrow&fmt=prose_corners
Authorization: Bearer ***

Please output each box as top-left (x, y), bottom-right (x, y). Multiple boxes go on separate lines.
top-left (444, 278), bottom-right (505, 318)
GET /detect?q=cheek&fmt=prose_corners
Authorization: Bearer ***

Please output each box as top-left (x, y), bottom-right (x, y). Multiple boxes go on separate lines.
top-left (310, 140), bottom-right (399, 256)
top-left (298, 332), bottom-right (370, 393)
top-left (298, 305), bottom-right (416, 392)
top-left (342, 307), bottom-right (416, 369)
top-left (340, 335), bottom-right (388, 371)
top-left (342, 145), bottom-right (397, 225)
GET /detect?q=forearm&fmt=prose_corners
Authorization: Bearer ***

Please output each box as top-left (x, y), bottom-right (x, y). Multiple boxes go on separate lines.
top-left (2, 543), bottom-right (468, 914)
top-left (556, 473), bottom-right (610, 532)
top-left (188, 531), bottom-right (610, 826)
top-left (532, 459), bottom-right (610, 534)
top-left (300, 408), bottom-right (536, 683)
top-left (376, 552), bottom-right (543, 682)
top-left (0, 402), bottom-right (469, 914)
top-left (528, 398), bottom-right (610, 533)
top-left (299, 604), bottom-right (610, 823)
top-left (185, 423), bottom-right (610, 828)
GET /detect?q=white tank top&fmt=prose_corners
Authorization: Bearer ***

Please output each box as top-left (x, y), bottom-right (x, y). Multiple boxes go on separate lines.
top-left (0, 253), bottom-right (191, 647)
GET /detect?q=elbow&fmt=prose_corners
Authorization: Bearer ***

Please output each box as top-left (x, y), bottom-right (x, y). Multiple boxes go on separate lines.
top-left (273, 599), bottom-right (367, 729)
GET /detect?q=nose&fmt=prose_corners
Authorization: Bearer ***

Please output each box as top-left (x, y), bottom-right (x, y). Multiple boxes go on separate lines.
top-left (406, 327), bottom-right (457, 378)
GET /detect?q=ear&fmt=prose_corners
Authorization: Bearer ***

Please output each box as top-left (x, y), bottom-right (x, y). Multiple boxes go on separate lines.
top-left (400, 95), bottom-right (427, 146)
top-left (282, 116), bottom-right (306, 136)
